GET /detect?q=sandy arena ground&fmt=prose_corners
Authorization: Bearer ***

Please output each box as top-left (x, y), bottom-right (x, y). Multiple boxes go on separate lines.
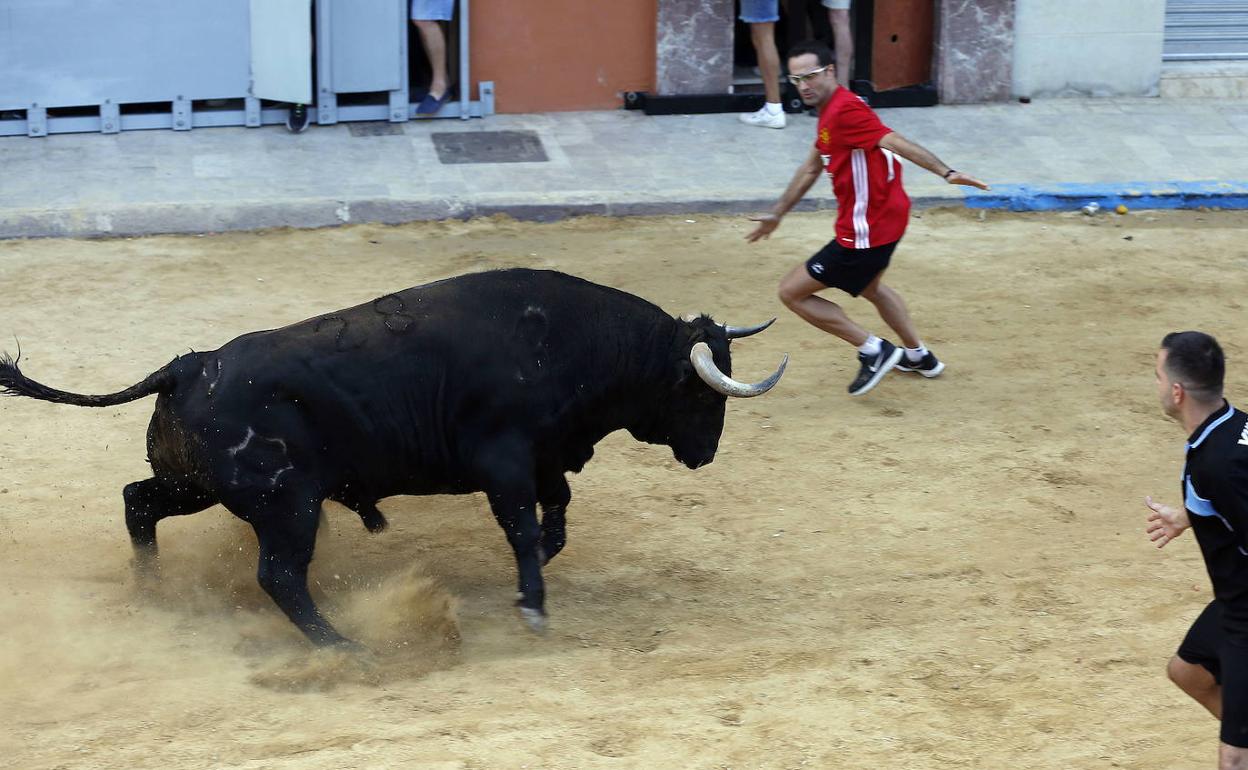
top-left (2, 209), bottom-right (1247, 769)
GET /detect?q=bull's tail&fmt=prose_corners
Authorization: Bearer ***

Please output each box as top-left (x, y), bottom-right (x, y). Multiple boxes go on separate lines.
top-left (0, 347), bottom-right (177, 407)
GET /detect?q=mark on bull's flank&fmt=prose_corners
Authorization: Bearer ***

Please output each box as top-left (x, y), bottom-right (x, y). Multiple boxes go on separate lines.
top-left (315, 315), bottom-right (363, 351)
top-left (373, 294), bottom-right (416, 333)
top-left (431, 131), bottom-right (549, 164)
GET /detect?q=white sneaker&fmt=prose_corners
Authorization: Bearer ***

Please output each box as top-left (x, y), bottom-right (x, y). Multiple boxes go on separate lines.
top-left (739, 107), bottom-right (786, 129)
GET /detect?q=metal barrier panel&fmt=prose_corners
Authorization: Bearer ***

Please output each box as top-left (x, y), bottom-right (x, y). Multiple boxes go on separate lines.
top-left (328, 0), bottom-right (403, 92)
top-left (0, 0), bottom-right (490, 136)
top-left (0, 0), bottom-right (251, 109)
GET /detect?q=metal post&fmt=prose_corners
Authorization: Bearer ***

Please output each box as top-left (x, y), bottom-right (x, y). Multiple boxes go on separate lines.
top-left (459, 0), bottom-right (470, 120)
top-left (26, 105), bottom-right (47, 137)
top-left (244, 96), bottom-right (262, 127)
top-left (172, 94), bottom-right (192, 130)
top-left (316, 0), bottom-right (337, 125)
top-left (390, 0), bottom-right (409, 121)
top-left (100, 100), bottom-right (120, 134)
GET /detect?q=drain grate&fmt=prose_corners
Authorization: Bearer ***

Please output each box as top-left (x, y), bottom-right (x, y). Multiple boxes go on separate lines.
top-left (431, 130), bottom-right (548, 164)
top-left (348, 122), bottom-right (406, 137)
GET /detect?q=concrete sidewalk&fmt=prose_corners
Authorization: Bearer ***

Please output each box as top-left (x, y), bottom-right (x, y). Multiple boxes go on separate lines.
top-left (3, 97), bottom-right (1248, 239)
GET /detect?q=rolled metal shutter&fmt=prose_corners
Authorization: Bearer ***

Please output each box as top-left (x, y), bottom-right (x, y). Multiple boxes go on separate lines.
top-left (1165, 0), bottom-right (1248, 60)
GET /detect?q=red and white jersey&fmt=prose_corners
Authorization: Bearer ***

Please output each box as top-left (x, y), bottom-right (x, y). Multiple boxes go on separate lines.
top-left (815, 87), bottom-right (910, 249)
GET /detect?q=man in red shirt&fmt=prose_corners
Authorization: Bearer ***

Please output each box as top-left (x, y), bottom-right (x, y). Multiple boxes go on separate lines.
top-left (747, 41), bottom-right (989, 396)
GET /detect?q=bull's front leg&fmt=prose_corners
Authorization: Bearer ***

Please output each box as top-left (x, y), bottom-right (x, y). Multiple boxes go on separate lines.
top-left (482, 452), bottom-right (546, 632)
top-left (536, 469), bottom-right (571, 566)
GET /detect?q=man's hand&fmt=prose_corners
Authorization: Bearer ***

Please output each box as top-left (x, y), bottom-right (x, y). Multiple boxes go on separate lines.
top-left (1145, 495), bottom-right (1191, 549)
top-left (745, 214), bottom-right (782, 243)
top-left (946, 171), bottom-right (990, 191)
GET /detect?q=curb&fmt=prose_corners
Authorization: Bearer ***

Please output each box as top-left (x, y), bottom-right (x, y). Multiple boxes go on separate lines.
top-left (0, 196), bottom-right (855, 240)
top-left (965, 181), bottom-right (1248, 212)
top-left (2, 184), bottom-right (1245, 240)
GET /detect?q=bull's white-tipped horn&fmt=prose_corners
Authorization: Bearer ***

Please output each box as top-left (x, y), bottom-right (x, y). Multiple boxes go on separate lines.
top-left (723, 317), bottom-right (776, 339)
top-left (690, 342), bottom-right (788, 398)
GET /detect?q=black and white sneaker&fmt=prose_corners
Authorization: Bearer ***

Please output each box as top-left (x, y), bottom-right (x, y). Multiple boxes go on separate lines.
top-left (286, 103), bottom-right (310, 134)
top-left (896, 351), bottom-right (946, 378)
top-left (848, 340), bottom-right (903, 396)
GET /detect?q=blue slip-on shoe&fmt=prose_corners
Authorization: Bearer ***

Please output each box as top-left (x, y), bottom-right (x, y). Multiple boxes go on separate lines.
top-left (416, 92), bottom-right (449, 115)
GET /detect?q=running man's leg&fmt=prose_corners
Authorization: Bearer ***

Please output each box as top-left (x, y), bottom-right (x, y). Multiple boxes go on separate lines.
top-left (1220, 742), bottom-right (1248, 770)
top-left (1168, 655), bottom-right (1222, 719)
top-left (859, 274), bottom-right (921, 350)
top-left (1219, 637), bottom-right (1248, 765)
top-left (777, 263), bottom-right (869, 344)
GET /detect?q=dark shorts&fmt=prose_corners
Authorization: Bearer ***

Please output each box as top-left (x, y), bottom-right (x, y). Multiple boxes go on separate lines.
top-left (805, 239), bottom-right (900, 297)
top-left (1177, 600), bottom-right (1248, 747)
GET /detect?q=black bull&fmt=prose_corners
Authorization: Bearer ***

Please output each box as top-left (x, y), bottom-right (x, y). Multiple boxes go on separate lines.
top-left (0, 269), bottom-right (786, 645)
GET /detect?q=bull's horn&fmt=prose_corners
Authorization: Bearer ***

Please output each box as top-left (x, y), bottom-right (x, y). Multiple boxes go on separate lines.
top-left (690, 342), bottom-right (788, 398)
top-left (723, 318), bottom-right (776, 339)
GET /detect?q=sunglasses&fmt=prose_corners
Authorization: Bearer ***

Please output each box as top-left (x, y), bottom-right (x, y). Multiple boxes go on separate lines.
top-left (787, 65), bottom-right (831, 85)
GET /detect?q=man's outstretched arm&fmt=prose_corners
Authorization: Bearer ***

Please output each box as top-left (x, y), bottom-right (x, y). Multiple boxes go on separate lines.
top-left (878, 132), bottom-right (990, 190)
top-left (746, 146), bottom-right (825, 243)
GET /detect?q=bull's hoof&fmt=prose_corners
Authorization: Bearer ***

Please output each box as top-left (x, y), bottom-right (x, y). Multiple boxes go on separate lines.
top-left (517, 606), bottom-right (548, 634)
top-left (329, 637), bottom-right (369, 654)
top-left (130, 554), bottom-right (162, 591)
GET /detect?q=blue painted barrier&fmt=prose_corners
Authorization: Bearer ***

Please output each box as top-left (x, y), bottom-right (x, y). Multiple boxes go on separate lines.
top-left (963, 181), bottom-right (1248, 211)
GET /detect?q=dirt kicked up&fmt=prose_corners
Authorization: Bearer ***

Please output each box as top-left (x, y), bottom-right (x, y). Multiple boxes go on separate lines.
top-left (1, 209), bottom-right (1246, 769)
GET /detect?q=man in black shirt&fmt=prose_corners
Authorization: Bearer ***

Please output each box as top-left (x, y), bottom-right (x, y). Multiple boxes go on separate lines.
top-left (1146, 330), bottom-right (1248, 768)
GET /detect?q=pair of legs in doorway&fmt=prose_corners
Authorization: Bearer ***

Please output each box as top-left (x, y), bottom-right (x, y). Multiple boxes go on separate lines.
top-left (285, 0), bottom-right (455, 131)
top-left (411, 0), bottom-right (453, 115)
top-left (738, 0), bottom-right (854, 130)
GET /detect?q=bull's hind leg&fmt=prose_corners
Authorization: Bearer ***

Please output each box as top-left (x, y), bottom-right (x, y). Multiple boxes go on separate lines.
top-left (353, 501), bottom-right (388, 533)
top-left (329, 490), bottom-right (388, 533)
top-left (123, 478), bottom-right (216, 580)
top-left (230, 492), bottom-right (351, 647)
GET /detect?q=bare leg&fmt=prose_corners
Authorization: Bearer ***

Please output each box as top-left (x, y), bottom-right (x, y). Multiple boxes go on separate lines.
top-left (414, 20), bottom-right (448, 99)
top-left (859, 275), bottom-right (921, 349)
top-left (828, 8), bottom-right (853, 88)
top-left (1169, 655), bottom-right (1223, 719)
top-left (750, 22), bottom-right (782, 104)
top-left (777, 263), bottom-right (868, 345)
top-left (1221, 743), bottom-right (1248, 770)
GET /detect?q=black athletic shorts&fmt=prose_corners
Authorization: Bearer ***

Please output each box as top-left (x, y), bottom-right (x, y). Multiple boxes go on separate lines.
top-left (1177, 600), bottom-right (1248, 747)
top-left (805, 239), bottom-right (900, 297)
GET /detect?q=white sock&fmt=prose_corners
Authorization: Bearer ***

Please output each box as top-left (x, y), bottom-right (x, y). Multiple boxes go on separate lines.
top-left (905, 343), bottom-right (928, 362)
top-left (858, 335), bottom-right (882, 357)
top-left (763, 102), bottom-right (783, 115)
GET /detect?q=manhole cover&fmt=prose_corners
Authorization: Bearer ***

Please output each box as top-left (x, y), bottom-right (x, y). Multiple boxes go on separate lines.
top-left (348, 122), bottom-right (406, 137)
top-left (431, 130), bottom-right (548, 164)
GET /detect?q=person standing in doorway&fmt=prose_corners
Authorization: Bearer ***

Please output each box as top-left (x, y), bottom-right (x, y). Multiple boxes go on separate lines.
top-left (822, 0), bottom-right (853, 88)
top-left (745, 41), bottom-right (988, 396)
top-left (738, 1), bottom-right (786, 129)
top-left (412, 0), bottom-right (453, 115)
top-left (1145, 331), bottom-right (1248, 768)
